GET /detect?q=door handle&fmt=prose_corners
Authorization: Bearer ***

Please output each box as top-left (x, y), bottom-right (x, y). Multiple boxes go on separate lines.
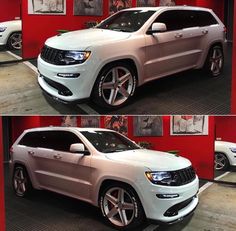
top-left (202, 29), bottom-right (208, 35)
top-left (28, 151), bottom-right (35, 156)
top-left (53, 154), bottom-right (62, 160)
top-left (175, 33), bottom-right (183, 38)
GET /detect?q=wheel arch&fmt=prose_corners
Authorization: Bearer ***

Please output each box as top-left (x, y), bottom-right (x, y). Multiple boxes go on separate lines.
top-left (215, 151), bottom-right (231, 164)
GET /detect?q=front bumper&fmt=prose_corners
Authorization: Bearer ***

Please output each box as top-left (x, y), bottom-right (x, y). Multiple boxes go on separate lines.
top-left (38, 55), bottom-right (98, 103)
top-left (139, 176), bottom-right (199, 223)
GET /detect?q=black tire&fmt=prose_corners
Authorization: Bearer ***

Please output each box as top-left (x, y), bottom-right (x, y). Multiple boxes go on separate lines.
top-left (12, 166), bottom-right (33, 197)
top-left (214, 152), bottom-right (230, 171)
top-left (92, 62), bottom-right (137, 109)
top-left (99, 183), bottom-right (145, 230)
top-left (7, 32), bottom-right (22, 50)
top-left (204, 45), bottom-right (224, 77)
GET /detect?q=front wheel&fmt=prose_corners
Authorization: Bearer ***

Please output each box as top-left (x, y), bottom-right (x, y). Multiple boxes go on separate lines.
top-left (214, 152), bottom-right (229, 171)
top-left (92, 62), bottom-right (136, 109)
top-left (204, 45), bottom-right (224, 77)
top-left (100, 184), bottom-right (145, 230)
top-left (7, 32), bottom-right (22, 50)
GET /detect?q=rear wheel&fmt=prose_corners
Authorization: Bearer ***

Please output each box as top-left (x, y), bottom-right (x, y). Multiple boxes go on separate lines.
top-left (7, 32), bottom-right (22, 50)
top-left (214, 152), bottom-right (229, 171)
top-left (12, 166), bottom-right (32, 197)
top-left (204, 45), bottom-right (224, 77)
top-left (100, 183), bottom-right (145, 230)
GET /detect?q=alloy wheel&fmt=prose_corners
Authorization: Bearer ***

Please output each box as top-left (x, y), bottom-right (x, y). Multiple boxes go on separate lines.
top-left (209, 47), bottom-right (223, 76)
top-left (101, 66), bottom-right (135, 106)
top-left (9, 33), bottom-right (22, 50)
top-left (13, 167), bottom-right (27, 195)
top-left (215, 153), bottom-right (227, 170)
top-left (102, 187), bottom-right (136, 227)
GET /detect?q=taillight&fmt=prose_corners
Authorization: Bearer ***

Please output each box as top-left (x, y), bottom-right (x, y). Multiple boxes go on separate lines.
top-left (10, 147), bottom-right (14, 157)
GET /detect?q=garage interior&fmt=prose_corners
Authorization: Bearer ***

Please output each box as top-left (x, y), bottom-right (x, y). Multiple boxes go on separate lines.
top-left (0, 115), bottom-right (236, 231)
top-left (0, 0), bottom-right (235, 115)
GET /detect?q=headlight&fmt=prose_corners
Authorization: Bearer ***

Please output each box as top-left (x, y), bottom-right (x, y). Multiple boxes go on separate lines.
top-left (230, 147), bottom-right (236, 153)
top-left (145, 171), bottom-right (173, 186)
top-left (61, 51), bottom-right (91, 65)
top-left (0, 27), bottom-right (7, 32)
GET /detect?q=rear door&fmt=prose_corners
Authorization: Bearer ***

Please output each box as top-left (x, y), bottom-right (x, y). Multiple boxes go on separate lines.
top-left (144, 10), bottom-right (204, 81)
top-left (27, 130), bottom-right (92, 200)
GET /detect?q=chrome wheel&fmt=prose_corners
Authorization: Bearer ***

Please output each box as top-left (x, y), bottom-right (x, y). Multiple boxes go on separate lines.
top-left (8, 33), bottom-right (22, 50)
top-left (13, 167), bottom-right (27, 196)
top-left (101, 66), bottom-right (135, 106)
top-left (215, 153), bottom-right (228, 170)
top-left (102, 187), bottom-right (136, 227)
top-left (209, 47), bottom-right (223, 76)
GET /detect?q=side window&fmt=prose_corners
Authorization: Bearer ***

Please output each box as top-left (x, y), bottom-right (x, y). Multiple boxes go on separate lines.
top-left (197, 11), bottom-right (218, 27)
top-left (40, 131), bottom-right (83, 152)
top-left (155, 10), bottom-right (184, 31)
top-left (19, 132), bottom-right (40, 148)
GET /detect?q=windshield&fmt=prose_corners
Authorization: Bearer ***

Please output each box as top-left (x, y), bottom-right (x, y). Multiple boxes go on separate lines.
top-left (81, 131), bottom-right (141, 153)
top-left (96, 10), bottom-right (155, 32)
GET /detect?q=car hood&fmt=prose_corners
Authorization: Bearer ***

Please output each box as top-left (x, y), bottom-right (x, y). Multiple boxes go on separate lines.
top-left (105, 149), bottom-right (191, 171)
top-left (45, 28), bottom-right (131, 50)
top-left (0, 20), bottom-right (21, 28)
top-left (215, 140), bottom-right (236, 148)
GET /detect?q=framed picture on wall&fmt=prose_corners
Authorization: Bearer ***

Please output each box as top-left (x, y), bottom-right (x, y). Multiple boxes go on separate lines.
top-left (109, 0), bottom-right (132, 15)
top-left (28, 0), bottom-right (66, 15)
top-left (81, 116), bottom-right (100, 128)
top-left (74, 0), bottom-right (103, 16)
top-left (61, 116), bottom-right (77, 127)
top-left (105, 116), bottom-right (128, 136)
top-left (136, 0), bottom-right (156, 7)
top-left (133, 116), bottom-right (163, 137)
top-left (170, 116), bottom-right (209, 136)
top-left (159, 0), bottom-right (176, 6)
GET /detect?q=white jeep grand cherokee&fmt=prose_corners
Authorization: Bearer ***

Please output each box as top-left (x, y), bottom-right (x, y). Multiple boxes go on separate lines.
top-left (0, 20), bottom-right (22, 50)
top-left (215, 141), bottom-right (236, 170)
top-left (38, 6), bottom-right (226, 109)
top-left (10, 127), bottom-right (199, 230)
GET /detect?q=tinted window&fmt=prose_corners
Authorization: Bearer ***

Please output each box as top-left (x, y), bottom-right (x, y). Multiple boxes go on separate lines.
top-left (19, 131), bottom-right (82, 152)
top-left (154, 10), bottom-right (218, 31)
top-left (197, 11), bottom-right (218, 27)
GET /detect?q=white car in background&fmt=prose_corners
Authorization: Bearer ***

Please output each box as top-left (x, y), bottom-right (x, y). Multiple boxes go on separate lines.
top-left (215, 141), bottom-right (236, 170)
top-left (10, 127), bottom-right (199, 230)
top-left (0, 20), bottom-right (22, 50)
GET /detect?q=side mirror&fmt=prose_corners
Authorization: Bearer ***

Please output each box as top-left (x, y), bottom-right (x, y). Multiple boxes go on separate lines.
top-left (70, 143), bottom-right (90, 155)
top-left (147, 23), bottom-right (167, 35)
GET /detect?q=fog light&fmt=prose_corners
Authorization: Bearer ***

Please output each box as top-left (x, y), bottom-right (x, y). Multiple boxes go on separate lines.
top-left (156, 194), bottom-right (179, 199)
top-left (57, 73), bottom-right (80, 78)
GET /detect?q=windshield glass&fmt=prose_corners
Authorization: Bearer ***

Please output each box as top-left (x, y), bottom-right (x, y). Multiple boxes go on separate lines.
top-left (96, 10), bottom-right (155, 32)
top-left (81, 131), bottom-right (141, 153)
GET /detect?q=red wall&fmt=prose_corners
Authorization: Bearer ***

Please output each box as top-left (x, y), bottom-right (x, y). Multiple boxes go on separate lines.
top-left (0, 117), bottom-right (6, 231)
top-left (21, 0), bottom-right (224, 58)
top-left (11, 116), bottom-right (215, 179)
top-left (215, 116), bottom-right (236, 143)
top-left (0, 0), bottom-right (21, 22)
top-left (232, 1), bottom-right (236, 114)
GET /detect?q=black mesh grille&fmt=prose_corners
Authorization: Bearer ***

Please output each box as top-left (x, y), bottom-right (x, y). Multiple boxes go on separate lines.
top-left (171, 166), bottom-right (196, 186)
top-left (41, 45), bottom-right (66, 65)
top-left (164, 196), bottom-right (196, 217)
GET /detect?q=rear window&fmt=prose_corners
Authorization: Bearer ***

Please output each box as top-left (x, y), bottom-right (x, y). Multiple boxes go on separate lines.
top-left (19, 131), bottom-right (82, 152)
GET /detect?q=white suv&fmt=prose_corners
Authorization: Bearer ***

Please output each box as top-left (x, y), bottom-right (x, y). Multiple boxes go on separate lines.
top-left (10, 127), bottom-right (199, 230)
top-left (38, 6), bottom-right (226, 109)
top-left (0, 20), bottom-right (22, 50)
top-left (215, 141), bottom-right (236, 170)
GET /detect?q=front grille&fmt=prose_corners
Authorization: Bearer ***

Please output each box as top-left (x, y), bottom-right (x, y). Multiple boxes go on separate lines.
top-left (42, 76), bottom-right (73, 96)
top-left (164, 196), bottom-right (196, 217)
top-left (41, 45), bottom-right (66, 65)
top-left (170, 166), bottom-right (196, 186)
